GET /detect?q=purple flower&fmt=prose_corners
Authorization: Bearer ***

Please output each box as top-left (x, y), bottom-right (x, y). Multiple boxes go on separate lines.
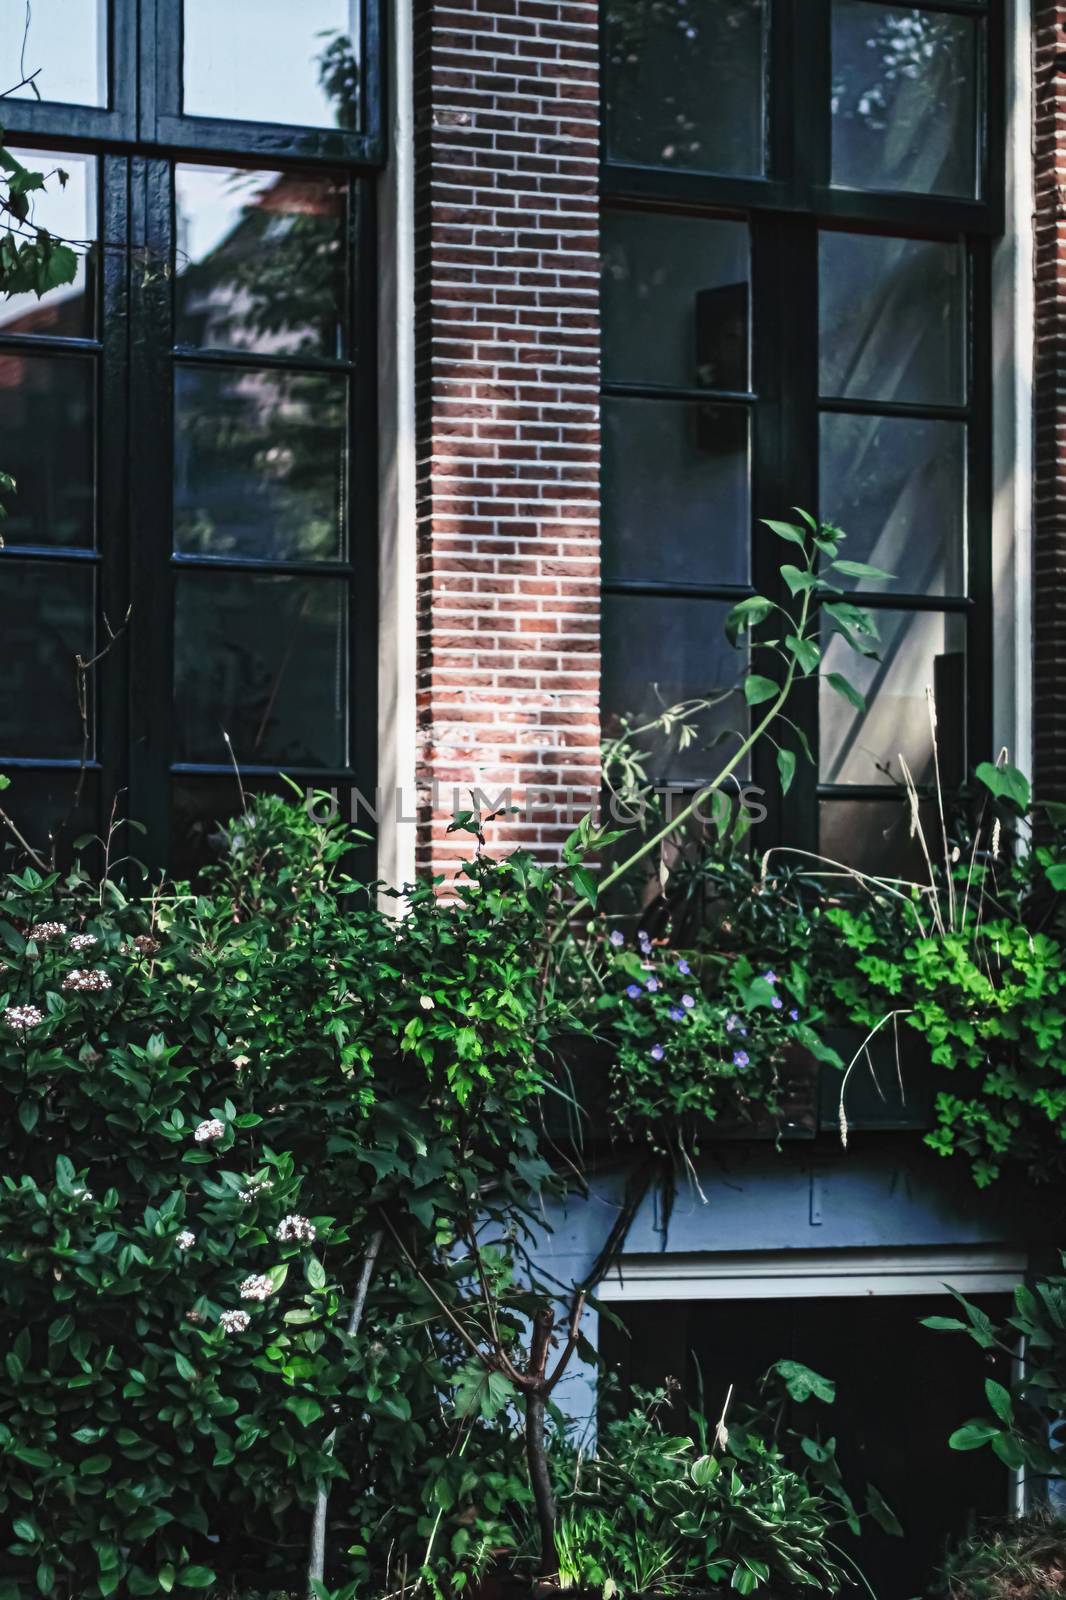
top-left (649, 1043), bottom-right (665, 1062)
top-left (669, 1005), bottom-right (685, 1022)
top-left (677, 958), bottom-right (691, 976)
top-left (609, 930), bottom-right (625, 948)
top-left (638, 930), bottom-right (652, 953)
top-left (733, 1049), bottom-right (750, 1068)
top-left (625, 984), bottom-right (642, 1000)
top-left (763, 970), bottom-right (778, 985)
top-left (771, 996), bottom-right (783, 1010)
top-left (725, 1014), bottom-right (740, 1033)
top-left (681, 993), bottom-right (696, 1010)
top-left (789, 1007), bottom-right (800, 1021)
top-left (645, 977), bottom-right (660, 994)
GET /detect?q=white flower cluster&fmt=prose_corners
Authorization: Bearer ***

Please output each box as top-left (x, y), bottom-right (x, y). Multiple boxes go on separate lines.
top-left (27, 922), bottom-right (67, 942)
top-left (62, 969), bottom-right (112, 993)
top-left (239, 1177), bottom-right (274, 1202)
top-left (176, 1230), bottom-right (196, 1251)
top-left (219, 1309), bottom-right (250, 1335)
top-left (276, 1214), bottom-right (316, 1244)
top-left (5, 1004), bottom-right (43, 1032)
top-left (193, 1118), bottom-right (226, 1143)
top-left (239, 1274), bottom-right (274, 1302)
top-left (69, 933), bottom-right (98, 954)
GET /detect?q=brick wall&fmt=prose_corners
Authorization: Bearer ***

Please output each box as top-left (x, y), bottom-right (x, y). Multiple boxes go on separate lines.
top-left (1034, 2), bottom-right (1066, 799)
top-left (412, 0), bottom-right (601, 878)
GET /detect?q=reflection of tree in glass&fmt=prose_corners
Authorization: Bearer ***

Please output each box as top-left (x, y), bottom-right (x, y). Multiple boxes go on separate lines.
top-left (832, 6), bottom-right (974, 195)
top-left (604, 0), bottom-right (763, 173)
top-left (318, 31), bottom-right (360, 131)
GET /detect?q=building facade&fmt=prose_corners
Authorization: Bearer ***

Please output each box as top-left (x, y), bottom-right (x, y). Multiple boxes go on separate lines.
top-left (0, 1), bottom-right (1061, 1589)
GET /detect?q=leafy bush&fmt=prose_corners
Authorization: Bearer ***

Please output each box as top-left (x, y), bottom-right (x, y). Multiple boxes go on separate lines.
top-left (0, 796), bottom-right (561, 1599)
top-left (928, 1512), bottom-right (1066, 1600)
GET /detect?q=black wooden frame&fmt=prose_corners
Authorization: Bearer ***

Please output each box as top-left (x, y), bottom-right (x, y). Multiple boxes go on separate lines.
top-left (1, 0), bottom-right (384, 867)
top-left (600, 0), bottom-right (1002, 853)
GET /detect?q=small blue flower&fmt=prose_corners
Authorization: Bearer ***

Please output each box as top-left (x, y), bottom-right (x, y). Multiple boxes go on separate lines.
top-left (638, 931), bottom-right (653, 953)
top-left (733, 1049), bottom-right (750, 1068)
top-left (625, 984), bottom-right (642, 1000)
top-left (677, 958), bottom-right (691, 976)
top-left (771, 996), bottom-right (783, 1010)
top-left (669, 1005), bottom-right (684, 1022)
top-left (763, 970), bottom-right (778, 985)
top-left (650, 1043), bottom-right (665, 1062)
top-left (646, 977), bottom-right (660, 994)
top-left (609, 929), bottom-right (625, 948)
top-left (725, 1013), bottom-right (741, 1033)
top-left (789, 1007), bottom-right (800, 1021)
top-left (681, 993), bottom-right (696, 1010)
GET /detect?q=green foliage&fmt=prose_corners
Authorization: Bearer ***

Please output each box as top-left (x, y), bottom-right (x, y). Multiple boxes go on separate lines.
top-left (553, 1368), bottom-right (894, 1596)
top-left (924, 1257), bottom-right (1066, 1480)
top-left (0, 795), bottom-right (563, 1598)
top-left (927, 1512), bottom-right (1066, 1600)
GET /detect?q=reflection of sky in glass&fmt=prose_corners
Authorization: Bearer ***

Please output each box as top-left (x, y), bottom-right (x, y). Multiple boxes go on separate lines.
top-left (0, 0), bottom-right (107, 106)
top-left (0, 149), bottom-right (96, 337)
top-left (175, 167), bottom-right (269, 269)
top-left (182, 0), bottom-right (360, 128)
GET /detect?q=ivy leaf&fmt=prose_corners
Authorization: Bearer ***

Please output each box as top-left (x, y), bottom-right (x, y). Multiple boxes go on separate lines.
top-left (784, 634), bottom-right (820, 675)
top-left (825, 672), bottom-right (866, 713)
top-left (776, 748), bottom-right (796, 797)
top-left (725, 594), bottom-right (773, 643)
top-left (285, 1394), bottom-right (324, 1427)
top-left (780, 563), bottom-right (820, 596)
top-left (176, 1569), bottom-right (216, 1590)
top-left (744, 674), bottom-right (778, 707)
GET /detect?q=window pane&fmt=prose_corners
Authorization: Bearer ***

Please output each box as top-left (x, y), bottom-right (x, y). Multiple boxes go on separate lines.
top-left (182, 0), bottom-right (361, 129)
top-left (820, 609), bottom-right (966, 787)
top-left (0, 560), bottom-right (94, 758)
top-left (604, 0), bottom-right (765, 176)
top-left (602, 595), bottom-right (746, 783)
top-left (0, 151), bottom-right (96, 339)
top-left (831, 3), bottom-right (980, 197)
top-left (604, 398), bottom-right (750, 586)
top-left (820, 414), bottom-right (965, 597)
top-left (819, 233), bottom-right (966, 406)
top-left (0, 0), bottom-right (106, 107)
top-left (174, 365), bottom-right (347, 561)
top-left (603, 212), bottom-right (750, 391)
top-left (174, 573), bottom-right (348, 767)
top-left (819, 794), bottom-right (936, 877)
top-left (174, 167), bottom-right (347, 360)
top-left (0, 353), bottom-right (95, 547)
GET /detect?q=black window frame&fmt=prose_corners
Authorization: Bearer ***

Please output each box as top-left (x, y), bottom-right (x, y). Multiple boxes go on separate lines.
top-left (600, 0), bottom-right (1003, 855)
top-left (1, 0), bottom-right (384, 869)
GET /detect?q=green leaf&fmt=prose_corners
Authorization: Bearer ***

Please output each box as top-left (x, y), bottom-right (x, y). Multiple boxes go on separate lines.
top-left (830, 558), bottom-right (895, 581)
top-left (824, 672), bottom-right (866, 713)
top-left (920, 1316), bottom-right (969, 1333)
top-left (1046, 863), bottom-right (1066, 891)
top-left (174, 1352), bottom-right (197, 1381)
top-left (305, 1255), bottom-right (327, 1290)
top-left (285, 1394), bottom-right (324, 1427)
top-left (772, 1360), bottom-right (836, 1404)
top-left (18, 1099), bottom-right (38, 1134)
top-left (761, 518), bottom-right (807, 547)
top-left (784, 634), bottom-right (820, 676)
top-left (948, 1420), bottom-right (1000, 1451)
top-left (744, 674), bottom-right (778, 707)
top-left (780, 563), bottom-right (820, 596)
top-left (177, 1568), bottom-right (216, 1590)
top-left (975, 760), bottom-right (1030, 811)
top-left (725, 594), bottom-right (773, 644)
top-left (984, 1378), bottom-right (1014, 1425)
top-left (570, 864), bottom-right (598, 908)
top-left (158, 1567), bottom-right (176, 1594)
top-left (865, 1483), bottom-right (903, 1537)
top-left (776, 748), bottom-right (796, 797)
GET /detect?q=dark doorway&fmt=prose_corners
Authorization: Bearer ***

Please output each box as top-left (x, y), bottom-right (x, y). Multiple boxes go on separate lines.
top-left (600, 1292), bottom-right (1013, 1600)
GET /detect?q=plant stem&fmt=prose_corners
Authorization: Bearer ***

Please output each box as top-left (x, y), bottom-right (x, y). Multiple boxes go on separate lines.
top-left (307, 1228), bottom-right (384, 1598)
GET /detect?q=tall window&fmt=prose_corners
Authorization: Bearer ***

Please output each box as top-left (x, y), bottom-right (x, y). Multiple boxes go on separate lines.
top-left (1, 0), bottom-right (382, 869)
top-left (601, 0), bottom-right (1000, 869)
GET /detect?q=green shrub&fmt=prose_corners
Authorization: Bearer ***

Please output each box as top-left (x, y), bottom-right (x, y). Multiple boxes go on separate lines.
top-left (928, 1512), bottom-right (1066, 1600)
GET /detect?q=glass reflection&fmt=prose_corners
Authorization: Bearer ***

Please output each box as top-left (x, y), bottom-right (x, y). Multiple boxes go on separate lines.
top-left (0, 150), bottom-right (96, 340)
top-left (820, 413), bottom-right (966, 597)
top-left (175, 166), bottom-right (347, 359)
top-left (831, 3), bottom-right (979, 197)
top-left (820, 608), bottom-right (965, 786)
top-left (820, 232), bottom-right (965, 406)
top-left (0, 352), bottom-right (95, 547)
top-left (602, 595), bottom-right (746, 783)
top-left (174, 364), bottom-right (347, 561)
top-left (0, 560), bottom-right (94, 758)
top-left (183, 0), bottom-right (361, 130)
top-left (604, 398), bottom-right (750, 586)
top-left (602, 211), bottom-right (750, 391)
top-left (604, 0), bottom-right (765, 176)
top-left (0, 0), bottom-right (106, 107)
top-left (174, 572), bottom-right (348, 767)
